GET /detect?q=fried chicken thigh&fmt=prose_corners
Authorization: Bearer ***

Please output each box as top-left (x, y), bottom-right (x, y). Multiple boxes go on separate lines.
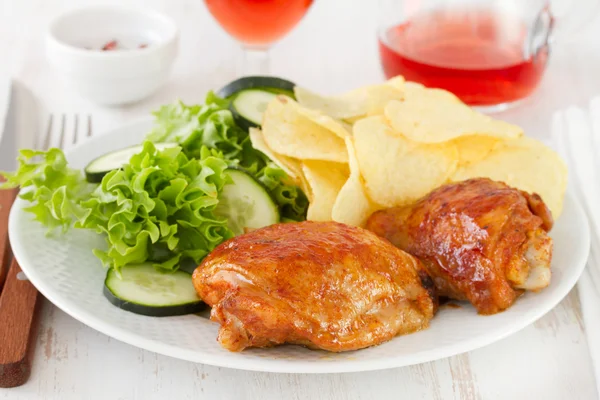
top-left (366, 178), bottom-right (553, 315)
top-left (193, 221), bottom-right (436, 352)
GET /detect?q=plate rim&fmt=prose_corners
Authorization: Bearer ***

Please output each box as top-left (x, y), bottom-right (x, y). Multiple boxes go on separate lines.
top-left (8, 119), bottom-right (591, 374)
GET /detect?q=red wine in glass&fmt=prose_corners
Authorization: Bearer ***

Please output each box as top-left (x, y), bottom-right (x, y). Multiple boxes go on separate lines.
top-left (205, 0), bottom-right (313, 46)
top-left (205, 0), bottom-right (314, 75)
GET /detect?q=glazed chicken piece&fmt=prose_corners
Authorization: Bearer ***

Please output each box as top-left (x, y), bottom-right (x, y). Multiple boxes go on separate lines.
top-left (193, 221), bottom-right (437, 352)
top-left (366, 178), bottom-right (553, 315)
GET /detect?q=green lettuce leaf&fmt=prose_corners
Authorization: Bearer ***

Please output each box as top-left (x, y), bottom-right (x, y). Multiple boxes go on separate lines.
top-left (77, 142), bottom-right (233, 272)
top-left (1, 91), bottom-right (308, 272)
top-left (147, 92), bottom-right (308, 221)
top-left (1, 148), bottom-right (94, 234)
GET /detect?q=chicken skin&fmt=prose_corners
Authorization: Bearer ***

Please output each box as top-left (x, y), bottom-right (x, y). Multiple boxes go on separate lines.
top-left (193, 221), bottom-right (436, 352)
top-left (366, 178), bottom-right (553, 315)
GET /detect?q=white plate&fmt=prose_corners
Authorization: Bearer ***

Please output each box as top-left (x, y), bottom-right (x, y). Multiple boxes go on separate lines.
top-left (9, 119), bottom-right (590, 374)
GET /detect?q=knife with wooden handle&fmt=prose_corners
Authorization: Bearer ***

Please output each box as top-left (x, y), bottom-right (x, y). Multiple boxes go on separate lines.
top-left (0, 257), bottom-right (41, 388)
top-left (0, 182), bottom-right (16, 291)
top-left (0, 80), bottom-right (41, 388)
top-left (0, 77), bottom-right (13, 291)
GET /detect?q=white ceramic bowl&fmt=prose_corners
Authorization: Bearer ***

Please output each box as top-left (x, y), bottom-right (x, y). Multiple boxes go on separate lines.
top-left (46, 6), bottom-right (179, 106)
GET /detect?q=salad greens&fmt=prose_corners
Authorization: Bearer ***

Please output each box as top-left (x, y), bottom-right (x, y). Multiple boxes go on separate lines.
top-left (1, 92), bottom-right (308, 272)
top-left (2, 148), bottom-right (93, 233)
top-left (78, 143), bottom-right (232, 271)
top-left (149, 92), bottom-right (308, 221)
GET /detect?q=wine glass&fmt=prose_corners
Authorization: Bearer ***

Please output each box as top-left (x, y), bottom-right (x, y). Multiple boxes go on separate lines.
top-left (205, 0), bottom-right (314, 75)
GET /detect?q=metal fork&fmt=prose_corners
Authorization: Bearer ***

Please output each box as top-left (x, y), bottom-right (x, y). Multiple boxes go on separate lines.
top-left (40, 114), bottom-right (93, 150)
top-left (0, 113), bottom-right (93, 388)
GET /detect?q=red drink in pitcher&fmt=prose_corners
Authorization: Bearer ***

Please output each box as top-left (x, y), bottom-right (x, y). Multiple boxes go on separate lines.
top-left (378, 8), bottom-right (549, 107)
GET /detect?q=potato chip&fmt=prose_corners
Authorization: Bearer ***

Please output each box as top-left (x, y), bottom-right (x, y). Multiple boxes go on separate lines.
top-left (261, 78), bottom-right (566, 224)
top-left (386, 76), bottom-right (406, 91)
top-left (294, 105), bottom-right (351, 138)
top-left (342, 115), bottom-right (364, 125)
top-left (353, 116), bottom-right (459, 207)
top-left (453, 135), bottom-right (501, 165)
top-left (294, 78), bottom-right (404, 121)
top-left (249, 128), bottom-right (301, 179)
top-left (302, 160), bottom-right (349, 221)
top-left (366, 84), bottom-right (405, 116)
top-left (385, 99), bottom-right (522, 143)
top-left (262, 96), bottom-right (348, 163)
top-left (294, 86), bottom-right (368, 120)
top-left (332, 137), bottom-right (379, 227)
top-left (249, 128), bottom-right (312, 198)
top-left (452, 136), bottom-right (568, 217)
top-left (340, 120), bottom-right (354, 132)
top-left (403, 81), bottom-right (461, 104)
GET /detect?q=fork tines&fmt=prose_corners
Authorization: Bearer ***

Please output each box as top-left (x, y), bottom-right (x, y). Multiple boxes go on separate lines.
top-left (41, 114), bottom-right (93, 150)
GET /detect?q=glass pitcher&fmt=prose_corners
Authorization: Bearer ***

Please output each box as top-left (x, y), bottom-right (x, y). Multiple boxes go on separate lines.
top-left (378, 0), bottom-right (599, 111)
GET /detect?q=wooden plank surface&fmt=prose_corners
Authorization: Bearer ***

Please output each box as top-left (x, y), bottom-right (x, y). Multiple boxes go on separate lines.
top-left (0, 0), bottom-right (598, 398)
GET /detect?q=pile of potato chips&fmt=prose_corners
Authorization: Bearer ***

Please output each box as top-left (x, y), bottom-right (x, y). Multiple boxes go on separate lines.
top-left (250, 77), bottom-right (568, 227)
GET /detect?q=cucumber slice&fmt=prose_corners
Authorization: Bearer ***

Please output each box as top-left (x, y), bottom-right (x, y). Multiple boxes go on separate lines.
top-left (232, 90), bottom-right (279, 126)
top-left (214, 168), bottom-right (280, 235)
top-left (217, 76), bottom-right (296, 99)
top-left (104, 263), bottom-right (204, 317)
top-left (217, 76), bottom-right (296, 129)
top-left (85, 143), bottom-right (178, 183)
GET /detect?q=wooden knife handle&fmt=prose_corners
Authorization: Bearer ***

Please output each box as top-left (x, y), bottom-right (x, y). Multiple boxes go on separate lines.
top-left (0, 258), bottom-right (41, 388)
top-left (0, 186), bottom-right (17, 291)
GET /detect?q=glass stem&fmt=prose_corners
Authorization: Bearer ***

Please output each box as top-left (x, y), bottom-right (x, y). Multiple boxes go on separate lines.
top-left (239, 46), bottom-right (270, 76)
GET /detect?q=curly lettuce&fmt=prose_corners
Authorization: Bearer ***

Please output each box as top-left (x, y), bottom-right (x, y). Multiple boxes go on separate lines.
top-left (1, 92), bottom-right (308, 272)
top-left (148, 92), bottom-right (308, 221)
top-left (2, 143), bottom-right (233, 272)
top-left (77, 142), bottom-right (232, 271)
top-left (1, 148), bottom-right (93, 233)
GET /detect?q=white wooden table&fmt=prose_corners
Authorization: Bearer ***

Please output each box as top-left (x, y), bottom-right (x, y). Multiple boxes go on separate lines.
top-left (1, 0), bottom-right (599, 399)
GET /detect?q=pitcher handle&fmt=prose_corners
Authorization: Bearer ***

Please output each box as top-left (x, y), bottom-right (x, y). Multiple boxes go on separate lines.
top-left (527, 0), bottom-right (598, 59)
